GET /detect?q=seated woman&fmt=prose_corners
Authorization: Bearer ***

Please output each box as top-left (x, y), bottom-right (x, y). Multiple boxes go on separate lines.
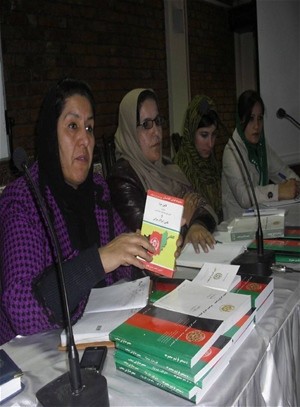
top-left (174, 95), bottom-right (223, 223)
top-left (222, 90), bottom-right (300, 220)
top-left (107, 88), bottom-right (218, 254)
top-left (0, 78), bottom-right (154, 345)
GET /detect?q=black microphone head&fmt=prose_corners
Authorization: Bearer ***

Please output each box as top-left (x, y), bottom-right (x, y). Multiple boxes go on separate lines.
top-left (13, 147), bottom-right (28, 172)
top-left (276, 108), bottom-right (286, 119)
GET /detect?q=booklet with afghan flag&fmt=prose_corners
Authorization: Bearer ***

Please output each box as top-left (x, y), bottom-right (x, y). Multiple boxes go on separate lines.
top-left (139, 189), bottom-right (184, 278)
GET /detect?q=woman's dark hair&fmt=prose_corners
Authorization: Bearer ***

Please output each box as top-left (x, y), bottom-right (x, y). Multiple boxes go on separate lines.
top-left (136, 89), bottom-right (159, 124)
top-left (55, 77), bottom-right (96, 120)
top-left (36, 77), bottom-right (95, 161)
top-left (238, 90), bottom-right (265, 130)
top-left (198, 109), bottom-right (219, 129)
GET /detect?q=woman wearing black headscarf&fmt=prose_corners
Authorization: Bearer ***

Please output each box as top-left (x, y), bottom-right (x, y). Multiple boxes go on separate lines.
top-left (0, 78), bottom-right (154, 345)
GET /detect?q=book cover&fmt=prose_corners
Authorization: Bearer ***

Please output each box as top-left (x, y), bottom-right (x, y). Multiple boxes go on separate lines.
top-left (0, 350), bottom-right (23, 385)
top-left (231, 274), bottom-right (274, 310)
top-left (274, 254), bottom-right (300, 264)
top-left (153, 280), bottom-right (252, 337)
top-left (115, 333), bottom-right (232, 385)
top-left (149, 277), bottom-right (186, 303)
top-left (140, 190), bottom-right (184, 278)
top-left (0, 350), bottom-right (23, 404)
top-left (109, 303), bottom-right (225, 368)
top-left (284, 226), bottom-right (300, 239)
top-left (115, 349), bottom-right (230, 404)
top-left (228, 212), bottom-right (285, 241)
top-left (223, 307), bottom-right (255, 343)
top-left (115, 360), bottom-right (200, 403)
top-left (115, 350), bottom-right (200, 400)
top-left (248, 238), bottom-right (300, 255)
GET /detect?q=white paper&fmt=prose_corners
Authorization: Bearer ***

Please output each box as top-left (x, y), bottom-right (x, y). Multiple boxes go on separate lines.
top-left (61, 277), bottom-right (151, 345)
top-left (176, 241), bottom-right (247, 268)
top-left (84, 277), bottom-right (150, 313)
top-left (154, 280), bottom-right (251, 333)
top-left (60, 309), bottom-right (137, 346)
top-left (261, 197), bottom-right (300, 207)
top-left (192, 263), bottom-right (240, 291)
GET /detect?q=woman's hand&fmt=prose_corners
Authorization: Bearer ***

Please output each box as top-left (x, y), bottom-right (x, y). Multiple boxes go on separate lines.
top-left (183, 224), bottom-right (215, 253)
top-left (183, 192), bottom-right (200, 226)
top-left (278, 179), bottom-right (299, 200)
top-left (98, 232), bottom-right (154, 273)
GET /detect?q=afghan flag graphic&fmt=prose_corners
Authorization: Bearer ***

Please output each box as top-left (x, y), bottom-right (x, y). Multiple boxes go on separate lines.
top-left (109, 304), bottom-right (224, 368)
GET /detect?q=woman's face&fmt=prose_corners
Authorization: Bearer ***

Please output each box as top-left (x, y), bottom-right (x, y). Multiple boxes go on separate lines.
top-left (137, 98), bottom-right (162, 163)
top-left (244, 101), bottom-right (264, 144)
top-left (194, 124), bottom-right (217, 158)
top-left (57, 94), bottom-right (95, 189)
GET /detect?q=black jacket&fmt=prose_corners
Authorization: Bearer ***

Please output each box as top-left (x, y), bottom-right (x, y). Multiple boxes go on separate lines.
top-left (107, 158), bottom-right (216, 233)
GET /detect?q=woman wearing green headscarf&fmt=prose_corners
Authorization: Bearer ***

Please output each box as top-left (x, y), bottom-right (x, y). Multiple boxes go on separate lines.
top-left (222, 90), bottom-right (299, 220)
top-left (174, 95), bottom-right (223, 222)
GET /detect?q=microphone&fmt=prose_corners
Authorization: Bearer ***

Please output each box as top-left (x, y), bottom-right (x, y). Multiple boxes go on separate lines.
top-left (13, 147), bottom-right (109, 406)
top-left (219, 128), bottom-right (275, 276)
top-left (276, 108), bottom-right (300, 128)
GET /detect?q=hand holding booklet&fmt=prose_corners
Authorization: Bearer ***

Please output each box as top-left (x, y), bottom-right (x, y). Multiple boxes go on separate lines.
top-left (139, 189), bottom-right (184, 278)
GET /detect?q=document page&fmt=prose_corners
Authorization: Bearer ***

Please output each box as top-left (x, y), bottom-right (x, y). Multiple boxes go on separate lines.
top-left (193, 263), bottom-right (240, 291)
top-left (176, 242), bottom-right (247, 268)
top-left (84, 277), bottom-right (150, 313)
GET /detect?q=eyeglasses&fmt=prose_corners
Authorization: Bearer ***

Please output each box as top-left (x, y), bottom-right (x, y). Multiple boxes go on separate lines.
top-left (137, 115), bottom-right (166, 130)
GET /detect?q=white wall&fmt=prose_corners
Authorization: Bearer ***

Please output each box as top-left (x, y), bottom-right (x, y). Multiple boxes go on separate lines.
top-left (257, 0), bottom-right (300, 165)
top-left (235, 32), bottom-right (257, 97)
top-left (0, 31), bottom-right (9, 161)
top-left (164, 0), bottom-right (190, 142)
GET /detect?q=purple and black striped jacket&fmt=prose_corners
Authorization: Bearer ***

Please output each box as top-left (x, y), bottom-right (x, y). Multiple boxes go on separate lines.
top-left (0, 162), bottom-right (133, 345)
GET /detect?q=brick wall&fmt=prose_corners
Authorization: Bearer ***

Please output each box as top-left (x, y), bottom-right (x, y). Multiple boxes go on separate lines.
top-left (0, 0), bottom-right (236, 184)
top-left (187, 0), bottom-right (236, 163)
top-left (0, 0), bottom-right (168, 183)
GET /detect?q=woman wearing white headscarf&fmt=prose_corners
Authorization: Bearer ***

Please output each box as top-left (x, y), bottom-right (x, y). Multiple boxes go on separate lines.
top-left (107, 88), bottom-right (218, 253)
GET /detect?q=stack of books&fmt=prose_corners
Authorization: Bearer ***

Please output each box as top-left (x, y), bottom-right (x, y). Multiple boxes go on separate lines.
top-left (109, 263), bottom-right (271, 403)
top-left (216, 209), bottom-right (286, 242)
top-left (247, 227), bottom-right (300, 265)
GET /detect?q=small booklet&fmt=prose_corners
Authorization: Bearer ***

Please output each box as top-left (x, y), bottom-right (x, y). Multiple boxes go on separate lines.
top-left (193, 263), bottom-right (241, 291)
top-left (176, 241), bottom-right (247, 268)
top-left (0, 350), bottom-right (24, 404)
top-left (140, 189), bottom-right (184, 278)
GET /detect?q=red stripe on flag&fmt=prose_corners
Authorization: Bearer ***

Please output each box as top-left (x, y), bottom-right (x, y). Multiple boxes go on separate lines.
top-left (126, 313), bottom-right (214, 346)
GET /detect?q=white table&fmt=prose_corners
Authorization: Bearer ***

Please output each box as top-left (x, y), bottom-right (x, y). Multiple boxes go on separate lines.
top-left (2, 271), bottom-right (300, 407)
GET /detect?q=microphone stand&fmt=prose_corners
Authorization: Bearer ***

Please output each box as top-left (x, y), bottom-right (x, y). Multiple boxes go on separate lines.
top-left (277, 108), bottom-right (300, 129)
top-left (220, 129), bottom-right (275, 276)
top-left (13, 148), bottom-right (109, 407)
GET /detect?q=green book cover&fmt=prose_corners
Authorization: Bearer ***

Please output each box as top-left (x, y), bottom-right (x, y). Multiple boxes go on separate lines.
top-left (115, 354), bottom-right (201, 403)
top-left (115, 333), bottom-right (232, 385)
top-left (248, 238), bottom-right (300, 254)
top-left (275, 254), bottom-right (300, 263)
top-left (109, 303), bottom-right (224, 368)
